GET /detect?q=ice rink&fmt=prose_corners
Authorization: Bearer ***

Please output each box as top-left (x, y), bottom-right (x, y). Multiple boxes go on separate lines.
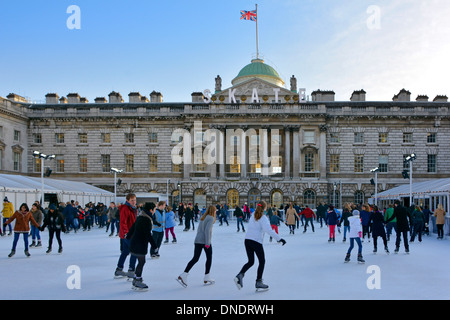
top-left (1, 219), bottom-right (449, 300)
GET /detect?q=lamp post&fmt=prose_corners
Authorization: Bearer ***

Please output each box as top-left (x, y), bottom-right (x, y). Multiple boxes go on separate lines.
top-left (32, 151), bottom-right (55, 206)
top-left (405, 153), bottom-right (417, 206)
top-left (110, 167), bottom-right (123, 204)
top-left (370, 167), bottom-right (380, 206)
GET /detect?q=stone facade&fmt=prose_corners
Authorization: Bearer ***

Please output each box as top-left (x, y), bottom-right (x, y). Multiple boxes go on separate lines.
top-left (1, 74), bottom-right (449, 209)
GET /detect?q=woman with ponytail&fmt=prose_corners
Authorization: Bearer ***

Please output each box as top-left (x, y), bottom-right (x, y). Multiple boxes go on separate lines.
top-left (234, 200), bottom-right (286, 291)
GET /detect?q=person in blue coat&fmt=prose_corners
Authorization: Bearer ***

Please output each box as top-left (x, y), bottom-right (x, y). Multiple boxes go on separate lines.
top-left (164, 206), bottom-right (177, 244)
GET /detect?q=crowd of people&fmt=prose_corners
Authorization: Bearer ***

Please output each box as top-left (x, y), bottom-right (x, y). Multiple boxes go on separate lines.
top-left (1, 193), bottom-right (447, 291)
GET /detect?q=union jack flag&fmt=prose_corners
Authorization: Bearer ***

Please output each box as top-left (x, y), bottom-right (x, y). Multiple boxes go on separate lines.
top-left (240, 10), bottom-right (257, 21)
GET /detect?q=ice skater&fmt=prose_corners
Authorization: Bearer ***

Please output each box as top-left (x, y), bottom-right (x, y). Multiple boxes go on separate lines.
top-left (345, 207), bottom-right (365, 263)
top-left (4, 203), bottom-right (41, 258)
top-left (127, 202), bottom-right (157, 291)
top-left (40, 203), bottom-right (66, 254)
top-left (177, 205), bottom-right (217, 287)
top-left (369, 206), bottom-right (389, 254)
top-left (234, 200), bottom-right (286, 292)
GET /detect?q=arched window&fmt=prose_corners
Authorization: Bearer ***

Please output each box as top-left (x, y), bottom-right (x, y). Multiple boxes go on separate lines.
top-left (271, 190), bottom-right (283, 208)
top-left (248, 188), bottom-right (261, 209)
top-left (354, 190), bottom-right (364, 205)
top-left (303, 189), bottom-right (316, 208)
top-left (227, 189), bottom-right (239, 208)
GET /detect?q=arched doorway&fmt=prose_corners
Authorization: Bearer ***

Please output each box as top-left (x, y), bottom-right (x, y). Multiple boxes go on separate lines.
top-left (303, 189), bottom-right (316, 208)
top-left (227, 188), bottom-right (239, 208)
top-left (271, 189), bottom-right (283, 208)
top-left (194, 189), bottom-right (206, 209)
top-left (248, 188), bottom-right (261, 209)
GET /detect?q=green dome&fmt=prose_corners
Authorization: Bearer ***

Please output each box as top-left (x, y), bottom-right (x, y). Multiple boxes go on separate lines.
top-left (232, 58), bottom-right (285, 87)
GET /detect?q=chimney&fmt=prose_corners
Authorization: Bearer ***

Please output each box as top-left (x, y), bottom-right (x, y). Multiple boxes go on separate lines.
top-left (108, 91), bottom-right (123, 103)
top-left (140, 96), bottom-right (149, 103)
top-left (150, 91), bottom-right (163, 103)
top-left (67, 93), bottom-right (81, 104)
top-left (80, 97), bottom-right (89, 104)
top-left (350, 89), bottom-right (366, 102)
top-left (6, 93), bottom-right (28, 103)
top-left (416, 95), bottom-right (429, 102)
top-left (59, 96), bottom-right (68, 104)
top-left (94, 97), bottom-right (107, 104)
top-left (311, 89), bottom-right (335, 102)
top-left (394, 89), bottom-right (411, 102)
top-left (45, 93), bottom-right (60, 104)
top-left (191, 92), bottom-right (204, 103)
top-left (433, 95), bottom-right (448, 102)
top-left (128, 92), bottom-right (142, 103)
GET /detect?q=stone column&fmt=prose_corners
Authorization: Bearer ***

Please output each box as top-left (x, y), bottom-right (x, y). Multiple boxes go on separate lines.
top-left (319, 125), bottom-right (327, 179)
top-left (183, 124), bottom-right (192, 180)
top-left (284, 125), bottom-right (291, 179)
top-left (292, 125), bottom-right (300, 179)
top-left (240, 125), bottom-right (248, 179)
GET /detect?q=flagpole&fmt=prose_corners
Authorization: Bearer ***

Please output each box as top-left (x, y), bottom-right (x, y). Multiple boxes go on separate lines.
top-left (255, 4), bottom-right (259, 59)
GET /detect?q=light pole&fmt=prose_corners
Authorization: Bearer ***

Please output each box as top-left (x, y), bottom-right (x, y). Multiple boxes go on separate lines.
top-left (110, 167), bottom-right (123, 204)
top-left (405, 153), bottom-right (417, 206)
top-left (370, 167), bottom-right (380, 206)
top-left (33, 151), bottom-right (55, 206)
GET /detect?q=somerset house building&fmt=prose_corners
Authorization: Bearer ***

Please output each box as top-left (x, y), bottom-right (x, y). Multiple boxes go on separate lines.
top-left (1, 58), bottom-right (449, 209)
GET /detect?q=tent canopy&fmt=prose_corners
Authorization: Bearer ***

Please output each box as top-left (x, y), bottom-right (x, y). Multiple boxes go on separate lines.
top-left (377, 178), bottom-right (450, 200)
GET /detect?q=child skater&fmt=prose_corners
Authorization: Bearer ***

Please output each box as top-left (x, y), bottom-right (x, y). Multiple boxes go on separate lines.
top-left (234, 200), bottom-right (286, 292)
top-left (177, 205), bottom-right (216, 287)
top-left (164, 206), bottom-right (177, 244)
top-left (345, 207), bottom-right (365, 263)
top-left (127, 202), bottom-right (157, 291)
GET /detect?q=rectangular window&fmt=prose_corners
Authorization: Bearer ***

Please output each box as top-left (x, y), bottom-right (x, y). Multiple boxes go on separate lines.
top-left (229, 155), bottom-right (241, 173)
top-left (56, 155), bottom-right (64, 173)
top-left (379, 155), bottom-right (388, 173)
top-left (271, 156), bottom-right (282, 174)
top-left (55, 133), bottom-right (65, 144)
top-left (172, 163), bottom-right (182, 173)
top-left (330, 154), bottom-right (340, 173)
top-left (33, 133), bottom-right (42, 144)
top-left (354, 155), bottom-right (364, 173)
top-left (330, 133), bottom-right (340, 143)
top-left (427, 133), bottom-right (436, 143)
top-left (403, 132), bottom-right (413, 143)
top-left (78, 133), bottom-right (88, 144)
top-left (124, 133), bottom-right (134, 144)
top-left (101, 155), bottom-right (110, 173)
top-left (378, 132), bottom-right (388, 143)
top-left (13, 152), bottom-right (21, 171)
top-left (354, 132), bottom-right (364, 143)
top-left (125, 155), bottom-right (134, 172)
top-left (79, 155), bottom-right (88, 172)
top-left (14, 130), bottom-right (20, 142)
top-left (149, 155), bottom-right (158, 173)
top-left (303, 131), bottom-right (315, 144)
top-left (304, 153), bottom-right (314, 172)
top-left (427, 154), bottom-right (437, 173)
top-left (149, 132), bottom-right (158, 143)
top-left (101, 133), bottom-right (111, 144)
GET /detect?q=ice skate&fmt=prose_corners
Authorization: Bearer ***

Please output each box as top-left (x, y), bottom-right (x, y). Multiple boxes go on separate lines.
top-left (8, 250), bottom-right (15, 258)
top-left (114, 268), bottom-right (127, 279)
top-left (385, 246), bottom-right (390, 254)
top-left (344, 253), bottom-right (350, 263)
top-left (126, 270), bottom-right (135, 281)
top-left (30, 241), bottom-right (36, 248)
top-left (357, 254), bottom-right (365, 264)
top-left (58, 247), bottom-right (63, 254)
top-left (255, 279), bottom-right (269, 292)
top-left (203, 274), bottom-right (215, 286)
top-left (176, 272), bottom-right (188, 288)
top-left (234, 273), bottom-right (244, 290)
top-left (24, 250), bottom-right (30, 257)
top-left (373, 248), bottom-right (377, 254)
top-left (36, 241), bottom-right (42, 248)
top-left (172, 238), bottom-right (177, 244)
top-left (394, 246), bottom-right (399, 254)
top-left (132, 277), bottom-right (148, 291)
top-left (405, 247), bottom-right (410, 254)
top-left (46, 247), bottom-right (52, 254)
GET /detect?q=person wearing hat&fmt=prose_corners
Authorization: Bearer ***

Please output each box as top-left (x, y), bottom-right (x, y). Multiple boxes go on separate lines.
top-left (2, 197), bottom-right (14, 236)
top-left (40, 203), bottom-right (66, 254)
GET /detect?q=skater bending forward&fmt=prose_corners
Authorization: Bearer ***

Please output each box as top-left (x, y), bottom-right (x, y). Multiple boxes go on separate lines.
top-left (178, 205), bottom-right (216, 287)
top-left (345, 209), bottom-right (365, 263)
top-left (234, 200), bottom-right (286, 291)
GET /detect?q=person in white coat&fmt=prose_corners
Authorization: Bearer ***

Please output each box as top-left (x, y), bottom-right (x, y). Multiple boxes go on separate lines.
top-left (234, 200), bottom-right (286, 291)
top-left (345, 208), bottom-right (365, 263)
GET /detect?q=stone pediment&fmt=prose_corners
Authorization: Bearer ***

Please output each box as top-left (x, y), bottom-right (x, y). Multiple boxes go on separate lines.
top-left (215, 78), bottom-right (296, 103)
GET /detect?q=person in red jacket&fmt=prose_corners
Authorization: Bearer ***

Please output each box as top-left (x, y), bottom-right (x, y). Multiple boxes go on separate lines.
top-left (114, 193), bottom-right (138, 279)
top-left (301, 205), bottom-right (316, 233)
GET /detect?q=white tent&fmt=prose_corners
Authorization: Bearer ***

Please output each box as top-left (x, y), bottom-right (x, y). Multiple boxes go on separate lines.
top-left (0, 173), bottom-right (114, 209)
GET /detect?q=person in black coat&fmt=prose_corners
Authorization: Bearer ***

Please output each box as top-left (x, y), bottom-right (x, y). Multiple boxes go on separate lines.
top-left (41, 203), bottom-right (67, 254)
top-left (386, 200), bottom-right (411, 253)
top-left (369, 206), bottom-right (389, 253)
top-left (127, 202), bottom-right (157, 290)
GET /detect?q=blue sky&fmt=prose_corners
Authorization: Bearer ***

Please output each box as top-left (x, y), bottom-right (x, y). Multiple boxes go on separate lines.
top-left (1, 0), bottom-right (449, 103)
